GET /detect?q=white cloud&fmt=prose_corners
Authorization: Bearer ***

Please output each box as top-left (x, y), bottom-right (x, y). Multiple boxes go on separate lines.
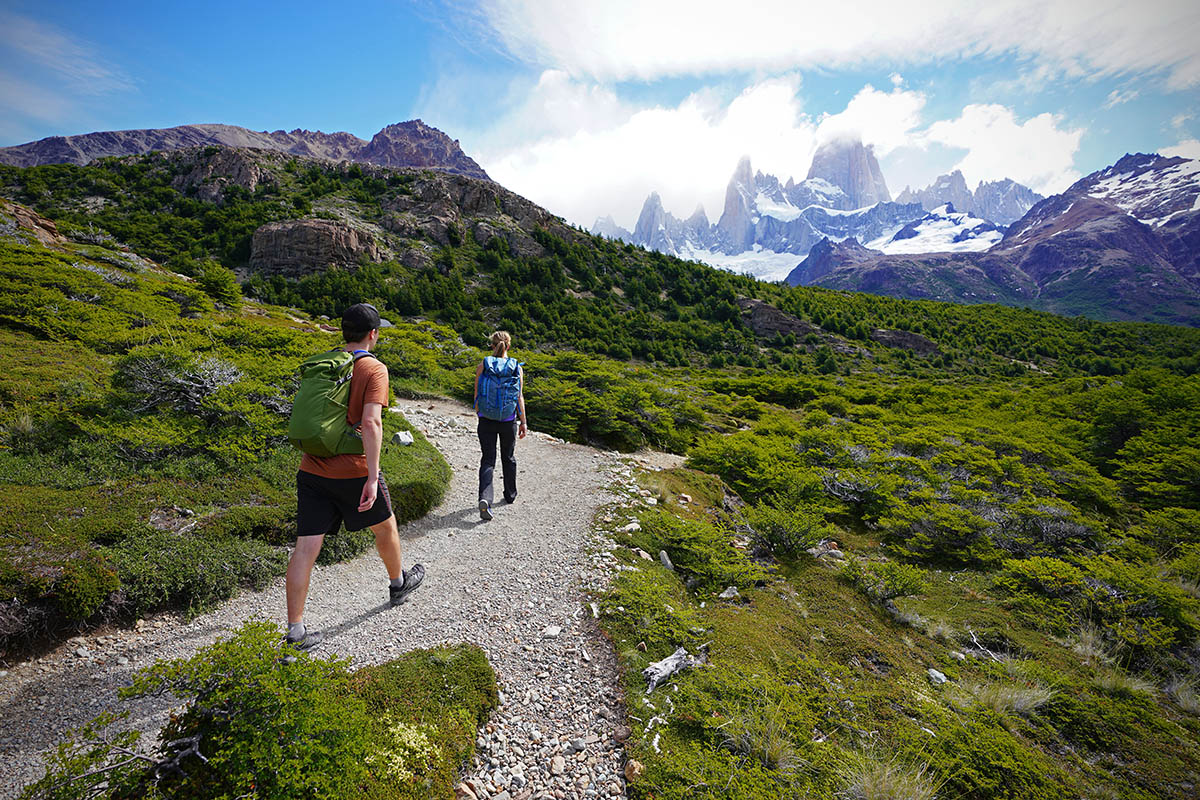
top-left (0, 12), bottom-right (133, 95)
top-left (922, 104), bottom-right (1083, 194)
top-left (1162, 139), bottom-right (1200, 159)
top-left (479, 0), bottom-right (1200, 89)
top-left (473, 74), bottom-right (929, 229)
top-left (1102, 88), bottom-right (1140, 109)
top-left (814, 85), bottom-right (925, 156)
top-left (0, 73), bottom-right (74, 124)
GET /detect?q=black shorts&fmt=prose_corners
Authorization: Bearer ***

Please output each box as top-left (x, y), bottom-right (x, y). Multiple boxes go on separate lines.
top-left (296, 470), bottom-right (394, 537)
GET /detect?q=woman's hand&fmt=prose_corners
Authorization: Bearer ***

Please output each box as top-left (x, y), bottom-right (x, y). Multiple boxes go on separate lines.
top-left (518, 420), bottom-right (527, 439)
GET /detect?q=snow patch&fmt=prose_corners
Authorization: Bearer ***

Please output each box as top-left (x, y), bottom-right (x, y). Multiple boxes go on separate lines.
top-left (678, 245), bottom-right (805, 282)
top-left (869, 205), bottom-right (1002, 254)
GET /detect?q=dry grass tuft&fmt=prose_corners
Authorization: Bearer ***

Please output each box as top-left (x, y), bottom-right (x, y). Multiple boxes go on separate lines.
top-left (1166, 678), bottom-right (1200, 714)
top-left (839, 752), bottom-right (940, 800)
top-left (950, 681), bottom-right (1055, 717)
top-left (1093, 669), bottom-right (1156, 697)
top-left (719, 698), bottom-right (804, 774)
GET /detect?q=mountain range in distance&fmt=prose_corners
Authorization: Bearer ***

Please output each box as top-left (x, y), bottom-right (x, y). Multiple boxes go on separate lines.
top-left (0, 120), bottom-right (490, 181)
top-left (3, 118), bottom-right (1198, 327)
top-left (787, 153), bottom-right (1200, 326)
top-left (591, 138), bottom-right (1045, 282)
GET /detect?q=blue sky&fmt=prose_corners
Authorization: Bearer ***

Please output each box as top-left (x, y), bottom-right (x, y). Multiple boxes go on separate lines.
top-left (2, 0), bottom-right (1198, 228)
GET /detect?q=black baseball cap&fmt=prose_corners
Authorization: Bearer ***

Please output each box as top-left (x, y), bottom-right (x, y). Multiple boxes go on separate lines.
top-left (342, 303), bottom-right (381, 337)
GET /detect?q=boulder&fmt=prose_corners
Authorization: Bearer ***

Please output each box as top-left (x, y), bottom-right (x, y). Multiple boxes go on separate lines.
top-left (0, 200), bottom-right (66, 247)
top-left (249, 219), bottom-right (381, 277)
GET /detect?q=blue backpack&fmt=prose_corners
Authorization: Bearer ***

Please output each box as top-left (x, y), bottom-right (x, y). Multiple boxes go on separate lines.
top-left (477, 356), bottom-right (521, 420)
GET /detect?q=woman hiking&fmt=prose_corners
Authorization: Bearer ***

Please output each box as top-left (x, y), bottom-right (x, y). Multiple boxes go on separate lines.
top-left (474, 331), bottom-right (526, 521)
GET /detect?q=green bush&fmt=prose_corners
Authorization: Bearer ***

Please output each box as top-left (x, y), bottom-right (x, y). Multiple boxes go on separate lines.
top-left (20, 627), bottom-right (498, 800)
top-left (196, 260), bottom-right (241, 307)
top-left (123, 622), bottom-right (372, 799)
top-left (352, 645), bottom-right (499, 800)
top-left (634, 509), bottom-right (769, 591)
top-left (104, 530), bottom-right (287, 618)
top-left (55, 554), bottom-right (120, 621)
top-left (743, 500), bottom-right (833, 557)
top-left (840, 558), bottom-right (930, 602)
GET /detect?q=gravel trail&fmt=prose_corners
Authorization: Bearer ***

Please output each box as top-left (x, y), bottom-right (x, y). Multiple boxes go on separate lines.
top-left (0, 399), bottom-right (634, 800)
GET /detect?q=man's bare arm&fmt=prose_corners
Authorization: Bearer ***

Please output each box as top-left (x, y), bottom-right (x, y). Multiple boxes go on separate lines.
top-left (358, 401), bottom-right (384, 511)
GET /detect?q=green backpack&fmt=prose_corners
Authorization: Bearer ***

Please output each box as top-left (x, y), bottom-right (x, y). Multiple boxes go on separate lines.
top-left (287, 348), bottom-right (376, 457)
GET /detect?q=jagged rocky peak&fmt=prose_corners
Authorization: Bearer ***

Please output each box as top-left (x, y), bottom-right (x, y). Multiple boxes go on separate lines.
top-left (355, 119), bottom-right (490, 180)
top-left (898, 170), bottom-right (974, 214)
top-left (898, 170), bottom-right (1042, 227)
top-left (685, 204), bottom-right (709, 228)
top-left (806, 137), bottom-right (891, 209)
top-left (590, 215), bottom-right (631, 241)
top-left (717, 156), bottom-right (759, 251)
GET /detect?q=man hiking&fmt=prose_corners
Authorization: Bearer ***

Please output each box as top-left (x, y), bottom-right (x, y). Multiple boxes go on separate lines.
top-left (284, 303), bottom-right (424, 650)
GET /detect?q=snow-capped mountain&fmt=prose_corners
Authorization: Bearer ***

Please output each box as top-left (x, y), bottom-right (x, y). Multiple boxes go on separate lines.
top-left (785, 152), bottom-right (1200, 326)
top-left (869, 204), bottom-right (1003, 254)
top-left (592, 138), bottom-right (1043, 282)
top-left (896, 170), bottom-right (1042, 227)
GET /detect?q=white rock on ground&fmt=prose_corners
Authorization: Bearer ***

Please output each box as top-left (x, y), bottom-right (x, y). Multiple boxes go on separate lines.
top-left (0, 398), bottom-right (635, 800)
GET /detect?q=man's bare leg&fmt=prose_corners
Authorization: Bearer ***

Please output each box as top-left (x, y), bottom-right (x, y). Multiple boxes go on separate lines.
top-left (371, 515), bottom-right (402, 580)
top-left (286, 534), bottom-right (325, 624)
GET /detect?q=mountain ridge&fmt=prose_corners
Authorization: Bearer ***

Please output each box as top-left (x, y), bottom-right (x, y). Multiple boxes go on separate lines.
top-left (0, 120), bottom-right (490, 181)
top-left (786, 152), bottom-right (1200, 326)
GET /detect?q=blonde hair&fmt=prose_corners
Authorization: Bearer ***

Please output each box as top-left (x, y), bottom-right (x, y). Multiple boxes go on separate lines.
top-left (489, 331), bottom-right (512, 357)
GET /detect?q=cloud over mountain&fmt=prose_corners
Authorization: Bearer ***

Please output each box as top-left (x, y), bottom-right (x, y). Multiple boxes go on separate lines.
top-left (479, 0), bottom-right (1200, 88)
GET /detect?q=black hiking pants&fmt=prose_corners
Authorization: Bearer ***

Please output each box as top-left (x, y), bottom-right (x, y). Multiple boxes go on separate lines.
top-left (477, 418), bottom-right (518, 505)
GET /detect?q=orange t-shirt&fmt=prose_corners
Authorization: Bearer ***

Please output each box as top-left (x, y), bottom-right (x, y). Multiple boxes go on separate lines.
top-left (299, 354), bottom-right (389, 479)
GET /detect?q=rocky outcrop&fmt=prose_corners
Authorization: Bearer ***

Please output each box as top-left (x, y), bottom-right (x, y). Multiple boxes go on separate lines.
top-left (382, 167), bottom-right (560, 259)
top-left (736, 297), bottom-right (821, 339)
top-left (806, 138), bottom-right (891, 209)
top-left (249, 220), bottom-right (381, 277)
top-left (171, 148), bottom-right (268, 203)
top-left (356, 121), bottom-right (489, 180)
top-left (0, 119), bottom-right (490, 180)
top-left (0, 199), bottom-right (66, 247)
top-left (869, 328), bottom-right (940, 355)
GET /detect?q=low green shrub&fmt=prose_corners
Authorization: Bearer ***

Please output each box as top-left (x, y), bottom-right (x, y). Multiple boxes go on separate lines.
top-left (352, 644), bottom-right (499, 800)
top-left (104, 530), bottom-right (287, 618)
top-left (840, 558), bottom-right (930, 602)
top-left (55, 554), bottom-right (120, 621)
top-left (743, 500), bottom-right (833, 557)
top-left (914, 711), bottom-right (1075, 799)
top-left (20, 625), bottom-right (498, 800)
top-left (634, 509), bottom-right (769, 591)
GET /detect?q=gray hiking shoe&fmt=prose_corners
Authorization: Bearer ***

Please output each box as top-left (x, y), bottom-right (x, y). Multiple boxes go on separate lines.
top-left (284, 629), bottom-right (324, 651)
top-left (479, 499), bottom-right (493, 521)
top-left (389, 564), bottom-right (425, 606)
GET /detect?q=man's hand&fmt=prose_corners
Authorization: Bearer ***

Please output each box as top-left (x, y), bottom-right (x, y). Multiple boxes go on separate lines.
top-left (358, 476), bottom-right (378, 512)
top-left (518, 421), bottom-right (527, 439)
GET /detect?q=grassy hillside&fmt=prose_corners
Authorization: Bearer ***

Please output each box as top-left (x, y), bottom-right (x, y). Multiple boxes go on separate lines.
top-left (2, 149), bottom-right (1199, 797)
top-left (0, 229), bottom-right (451, 657)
